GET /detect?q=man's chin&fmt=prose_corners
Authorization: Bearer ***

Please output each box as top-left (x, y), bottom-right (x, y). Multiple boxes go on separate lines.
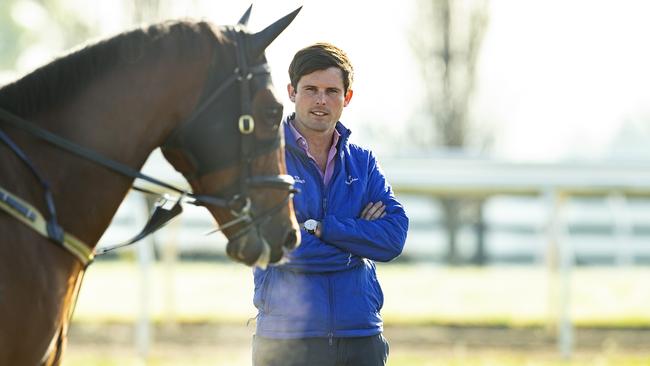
top-left (305, 121), bottom-right (334, 132)
top-left (296, 115), bottom-right (336, 133)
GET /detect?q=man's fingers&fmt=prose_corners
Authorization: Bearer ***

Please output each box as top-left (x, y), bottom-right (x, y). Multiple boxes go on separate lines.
top-left (372, 204), bottom-right (386, 220)
top-left (369, 204), bottom-right (386, 220)
top-left (362, 202), bottom-right (379, 219)
top-left (364, 202), bottom-right (384, 220)
top-left (360, 202), bottom-right (373, 218)
top-left (360, 202), bottom-right (388, 220)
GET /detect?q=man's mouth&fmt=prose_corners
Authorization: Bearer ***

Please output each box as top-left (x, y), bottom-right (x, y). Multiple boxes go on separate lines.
top-left (310, 110), bottom-right (328, 117)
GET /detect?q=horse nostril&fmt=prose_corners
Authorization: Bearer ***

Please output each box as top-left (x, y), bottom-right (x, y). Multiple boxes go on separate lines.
top-left (283, 229), bottom-right (298, 250)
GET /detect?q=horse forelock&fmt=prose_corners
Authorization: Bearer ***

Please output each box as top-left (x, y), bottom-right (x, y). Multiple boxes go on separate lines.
top-left (0, 20), bottom-right (224, 118)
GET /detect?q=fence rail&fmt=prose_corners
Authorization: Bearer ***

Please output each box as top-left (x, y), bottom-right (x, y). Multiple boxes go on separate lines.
top-left (103, 154), bottom-right (650, 358)
top-left (380, 157), bottom-right (650, 358)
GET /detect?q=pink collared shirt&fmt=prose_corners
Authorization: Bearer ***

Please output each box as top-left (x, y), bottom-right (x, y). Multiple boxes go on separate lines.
top-left (289, 120), bottom-right (340, 187)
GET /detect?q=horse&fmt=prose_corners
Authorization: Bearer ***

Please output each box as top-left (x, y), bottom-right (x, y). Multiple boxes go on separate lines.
top-left (0, 7), bottom-right (301, 365)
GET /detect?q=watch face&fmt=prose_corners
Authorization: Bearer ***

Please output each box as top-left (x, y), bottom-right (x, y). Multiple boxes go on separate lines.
top-left (305, 219), bottom-right (317, 232)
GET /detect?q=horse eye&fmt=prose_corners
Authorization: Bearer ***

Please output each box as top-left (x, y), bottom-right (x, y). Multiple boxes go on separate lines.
top-left (265, 107), bottom-right (282, 127)
top-left (266, 107), bottom-right (280, 118)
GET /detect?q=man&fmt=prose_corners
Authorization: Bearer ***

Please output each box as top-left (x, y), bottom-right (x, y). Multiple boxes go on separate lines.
top-left (252, 43), bottom-right (409, 366)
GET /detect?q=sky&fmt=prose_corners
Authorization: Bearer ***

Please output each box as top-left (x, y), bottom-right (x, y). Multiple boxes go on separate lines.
top-left (478, 0), bottom-right (650, 161)
top-left (4, 0), bottom-right (650, 163)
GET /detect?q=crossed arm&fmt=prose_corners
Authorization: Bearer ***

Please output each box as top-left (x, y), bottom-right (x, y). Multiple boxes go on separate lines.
top-left (283, 200), bottom-right (398, 273)
top-left (312, 201), bottom-right (385, 237)
top-left (283, 155), bottom-right (409, 272)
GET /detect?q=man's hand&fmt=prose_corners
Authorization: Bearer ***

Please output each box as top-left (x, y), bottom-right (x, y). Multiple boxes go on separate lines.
top-left (360, 201), bottom-right (386, 220)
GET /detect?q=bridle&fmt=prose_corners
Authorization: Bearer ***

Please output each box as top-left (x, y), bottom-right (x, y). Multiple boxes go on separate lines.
top-left (158, 27), bottom-right (299, 254)
top-left (0, 27), bottom-right (297, 264)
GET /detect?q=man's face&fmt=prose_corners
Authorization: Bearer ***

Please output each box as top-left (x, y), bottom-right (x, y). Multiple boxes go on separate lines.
top-left (288, 67), bottom-right (353, 135)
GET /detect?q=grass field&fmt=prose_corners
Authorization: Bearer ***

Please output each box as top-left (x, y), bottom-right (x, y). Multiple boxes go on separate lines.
top-left (72, 261), bottom-right (650, 326)
top-left (63, 261), bottom-right (650, 365)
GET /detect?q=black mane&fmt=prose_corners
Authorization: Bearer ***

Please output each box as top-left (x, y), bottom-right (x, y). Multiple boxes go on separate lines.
top-left (0, 20), bottom-right (222, 117)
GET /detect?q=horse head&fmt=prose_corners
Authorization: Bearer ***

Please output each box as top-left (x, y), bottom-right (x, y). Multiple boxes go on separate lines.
top-left (162, 6), bottom-right (302, 267)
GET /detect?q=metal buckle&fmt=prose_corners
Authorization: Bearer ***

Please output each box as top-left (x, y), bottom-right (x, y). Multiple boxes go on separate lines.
top-left (234, 67), bottom-right (253, 81)
top-left (229, 195), bottom-right (252, 217)
top-left (238, 115), bottom-right (255, 134)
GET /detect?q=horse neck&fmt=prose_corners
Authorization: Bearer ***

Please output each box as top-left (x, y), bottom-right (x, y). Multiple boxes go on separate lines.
top-left (25, 52), bottom-right (212, 247)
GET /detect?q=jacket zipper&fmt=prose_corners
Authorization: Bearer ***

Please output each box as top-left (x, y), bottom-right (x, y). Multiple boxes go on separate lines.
top-left (327, 275), bottom-right (334, 346)
top-left (322, 167), bottom-right (334, 345)
top-left (311, 161), bottom-right (327, 217)
top-left (294, 130), bottom-right (343, 344)
top-left (321, 147), bottom-right (342, 345)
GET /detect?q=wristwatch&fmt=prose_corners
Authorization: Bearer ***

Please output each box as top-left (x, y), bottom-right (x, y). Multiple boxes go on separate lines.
top-left (304, 219), bottom-right (320, 235)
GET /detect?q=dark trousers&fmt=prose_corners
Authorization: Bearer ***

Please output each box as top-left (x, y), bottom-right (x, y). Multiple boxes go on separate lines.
top-left (252, 334), bottom-right (389, 366)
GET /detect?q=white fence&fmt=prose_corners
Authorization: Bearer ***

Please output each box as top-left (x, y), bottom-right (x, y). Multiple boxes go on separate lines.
top-left (99, 157), bottom-right (650, 264)
top-left (380, 157), bottom-right (650, 357)
top-left (97, 155), bottom-right (650, 358)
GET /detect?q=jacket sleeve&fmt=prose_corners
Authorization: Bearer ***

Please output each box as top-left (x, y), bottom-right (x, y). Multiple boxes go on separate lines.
top-left (320, 153), bottom-right (409, 262)
top-left (279, 229), bottom-right (364, 273)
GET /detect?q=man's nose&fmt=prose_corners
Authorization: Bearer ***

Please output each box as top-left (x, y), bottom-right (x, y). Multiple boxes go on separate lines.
top-left (315, 91), bottom-right (326, 104)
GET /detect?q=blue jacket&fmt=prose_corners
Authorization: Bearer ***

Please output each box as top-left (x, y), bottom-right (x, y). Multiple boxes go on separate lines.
top-left (252, 117), bottom-right (409, 339)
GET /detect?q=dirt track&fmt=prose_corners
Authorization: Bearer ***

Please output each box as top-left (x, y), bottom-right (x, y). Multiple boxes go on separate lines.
top-left (68, 323), bottom-right (650, 351)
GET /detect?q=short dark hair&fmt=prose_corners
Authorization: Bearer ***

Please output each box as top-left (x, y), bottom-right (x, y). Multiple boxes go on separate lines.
top-left (288, 42), bottom-right (354, 93)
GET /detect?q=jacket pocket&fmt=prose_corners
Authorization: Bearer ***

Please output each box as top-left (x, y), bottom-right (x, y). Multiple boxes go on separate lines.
top-left (260, 270), bottom-right (330, 334)
top-left (253, 270), bottom-right (274, 313)
top-left (264, 270), bottom-right (327, 317)
top-left (368, 269), bottom-right (384, 312)
top-left (335, 263), bottom-right (383, 330)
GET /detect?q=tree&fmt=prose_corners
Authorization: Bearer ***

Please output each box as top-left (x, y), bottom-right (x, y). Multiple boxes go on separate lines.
top-left (0, 0), bottom-right (95, 77)
top-left (130, 0), bottom-right (164, 24)
top-left (0, 0), bottom-right (173, 79)
top-left (410, 0), bottom-right (490, 264)
top-left (0, 2), bottom-right (25, 71)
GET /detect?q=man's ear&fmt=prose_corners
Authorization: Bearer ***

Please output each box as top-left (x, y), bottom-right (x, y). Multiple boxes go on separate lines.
top-left (287, 83), bottom-right (296, 102)
top-left (343, 89), bottom-right (353, 107)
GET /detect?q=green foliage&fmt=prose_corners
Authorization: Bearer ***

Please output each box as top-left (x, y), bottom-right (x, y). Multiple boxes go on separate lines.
top-left (40, 0), bottom-right (95, 49)
top-left (0, 1), bottom-right (29, 69)
top-left (0, 0), bottom-right (94, 72)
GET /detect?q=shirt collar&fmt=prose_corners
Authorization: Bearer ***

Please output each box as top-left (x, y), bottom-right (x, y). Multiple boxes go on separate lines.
top-left (287, 114), bottom-right (341, 151)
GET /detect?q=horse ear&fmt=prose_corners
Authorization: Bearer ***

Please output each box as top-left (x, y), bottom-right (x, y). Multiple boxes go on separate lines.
top-left (248, 6), bottom-right (302, 59)
top-left (238, 4), bottom-right (253, 26)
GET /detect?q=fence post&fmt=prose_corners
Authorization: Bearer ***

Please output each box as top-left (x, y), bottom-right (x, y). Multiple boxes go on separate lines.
top-left (544, 188), bottom-right (573, 358)
top-left (608, 191), bottom-right (634, 266)
top-left (135, 194), bottom-right (155, 361)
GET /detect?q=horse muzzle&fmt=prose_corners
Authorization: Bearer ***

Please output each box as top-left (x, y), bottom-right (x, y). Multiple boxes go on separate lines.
top-left (226, 225), bottom-right (300, 268)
